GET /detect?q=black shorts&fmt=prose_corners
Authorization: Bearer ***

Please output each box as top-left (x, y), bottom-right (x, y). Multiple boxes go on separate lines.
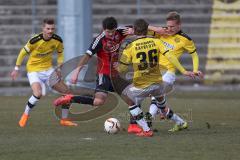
top-left (95, 74), bottom-right (130, 95)
top-left (96, 74), bottom-right (114, 93)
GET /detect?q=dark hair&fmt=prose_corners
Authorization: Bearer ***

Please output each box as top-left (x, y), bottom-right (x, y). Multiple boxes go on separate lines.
top-left (166, 11), bottom-right (181, 24)
top-left (102, 17), bottom-right (118, 30)
top-left (133, 19), bottom-right (149, 35)
top-left (43, 18), bottom-right (55, 25)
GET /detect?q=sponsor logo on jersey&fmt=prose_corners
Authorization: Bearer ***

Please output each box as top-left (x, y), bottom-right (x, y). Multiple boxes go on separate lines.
top-left (163, 41), bottom-right (174, 50)
top-left (103, 40), bottom-right (120, 53)
top-left (36, 52), bottom-right (51, 57)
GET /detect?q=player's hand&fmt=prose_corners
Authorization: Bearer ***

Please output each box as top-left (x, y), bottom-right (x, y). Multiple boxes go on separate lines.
top-left (183, 71), bottom-right (196, 79)
top-left (194, 71), bottom-right (204, 79)
top-left (122, 27), bottom-right (134, 35)
top-left (10, 70), bottom-right (19, 80)
top-left (71, 68), bottom-right (80, 84)
top-left (157, 27), bottom-right (169, 35)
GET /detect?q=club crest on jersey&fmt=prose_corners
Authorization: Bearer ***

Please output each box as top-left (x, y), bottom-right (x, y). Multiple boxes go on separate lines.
top-left (174, 37), bottom-right (180, 43)
top-left (103, 41), bottom-right (120, 53)
top-left (163, 41), bottom-right (174, 50)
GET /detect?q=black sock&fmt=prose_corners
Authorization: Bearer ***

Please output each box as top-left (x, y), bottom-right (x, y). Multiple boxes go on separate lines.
top-left (129, 104), bottom-right (142, 124)
top-left (71, 95), bottom-right (94, 105)
top-left (61, 104), bottom-right (70, 109)
top-left (129, 115), bottom-right (137, 124)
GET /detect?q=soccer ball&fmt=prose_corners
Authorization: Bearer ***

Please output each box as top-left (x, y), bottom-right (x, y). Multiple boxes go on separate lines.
top-left (104, 118), bottom-right (121, 134)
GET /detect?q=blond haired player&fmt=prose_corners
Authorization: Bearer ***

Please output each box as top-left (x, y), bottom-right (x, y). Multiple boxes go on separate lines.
top-left (145, 11), bottom-right (204, 132)
top-left (10, 18), bottom-right (77, 127)
top-left (149, 11), bottom-right (203, 83)
top-left (117, 19), bottom-right (196, 137)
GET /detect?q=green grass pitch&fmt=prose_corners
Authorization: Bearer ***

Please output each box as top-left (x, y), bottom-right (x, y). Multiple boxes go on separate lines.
top-left (0, 91), bottom-right (240, 160)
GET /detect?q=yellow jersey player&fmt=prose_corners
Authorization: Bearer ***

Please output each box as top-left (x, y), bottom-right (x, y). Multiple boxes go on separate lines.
top-left (148, 11), bottom-right (203, 84)
top-left (117, 19), bottom-right (195, 137)
top-left (10, 18), bottom-right (77, 127)
top-left (146, 12), bottom-right (204, 132)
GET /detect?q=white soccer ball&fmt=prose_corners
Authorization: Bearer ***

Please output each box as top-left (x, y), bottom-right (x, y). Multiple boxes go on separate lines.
top-left (104, 118), bottom-right (121, 134)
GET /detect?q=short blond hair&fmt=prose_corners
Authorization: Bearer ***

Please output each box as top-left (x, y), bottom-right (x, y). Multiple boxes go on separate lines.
top-left (166, 11), bottom-right (181, 24)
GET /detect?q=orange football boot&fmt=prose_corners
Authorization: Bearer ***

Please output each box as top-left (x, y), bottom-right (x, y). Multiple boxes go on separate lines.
top-left (127, 124), bottom-right (142, 134)
top-left (60, 118), bottom-right (78, 126)
top-left (136, 130), bottom-right (153, 137)
top-left (19, 113), bottom-right (29, 127)
top-left (53, 94), bottom-right (73, 106)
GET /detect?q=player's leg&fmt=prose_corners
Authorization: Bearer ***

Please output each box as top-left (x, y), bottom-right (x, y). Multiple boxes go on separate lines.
top-left (150, 71), bottom-right (175, 119)
top-left (53, 74), bottom-right (112, 107)
top-left (111, 75), bottom-right (142, 133)
top-left (51, 80), bottom-right (78, 126)
top-left (151, 95), bottom-right (188, 132)
top-left (46, 68), bottom-right (77, 126)
top-left (162, 72), bottom-right (188, 131)
top-left (122, 85), bottom-right (153, 137)
top-left (92, 74), bottom-right (111, 106)
top-left (55, 90), bottom-right (107, 106)
top-left (19, 72), bottom-right (42, 127)
top-left (162, 71), bottom-right (176, 85)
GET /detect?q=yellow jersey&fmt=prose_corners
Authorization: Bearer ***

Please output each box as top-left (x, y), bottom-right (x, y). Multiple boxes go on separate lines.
top-left (154, 31), bottom-right (198, 73)
top-left (16, 33), bottom-right (64, 72)
top-left (119, 36), bottom-right (169, 88)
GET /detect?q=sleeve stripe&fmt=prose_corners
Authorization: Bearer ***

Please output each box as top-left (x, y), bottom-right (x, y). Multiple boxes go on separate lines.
top-left (86, 50), bottom-right (93, 56)
top-left (120, 61), bottom-right (130, 65)
top-left (92, 32), bottom-right (104, 50)
top-left (23, 46), bottom-right (30, 54)
top-left (189, 49), bottom-right (196, 54)
top-left (163, 50), bottom-right (169, 55)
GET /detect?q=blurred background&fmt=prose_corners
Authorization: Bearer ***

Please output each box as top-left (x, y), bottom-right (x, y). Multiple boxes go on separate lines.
top-left (0, 0), bottom-right (240, 95)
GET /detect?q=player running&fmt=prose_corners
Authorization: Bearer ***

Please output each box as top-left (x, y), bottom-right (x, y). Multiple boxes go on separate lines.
top-left (10, 18), bottom-right (77, 127)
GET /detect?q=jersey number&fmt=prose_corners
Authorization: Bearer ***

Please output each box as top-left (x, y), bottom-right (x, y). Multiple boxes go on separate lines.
top-left (136, 49), bottom-right (158, 70)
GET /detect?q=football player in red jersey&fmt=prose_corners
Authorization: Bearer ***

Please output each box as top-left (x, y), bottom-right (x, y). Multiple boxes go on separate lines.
top-left (53, 17), bottom-right (142, 133)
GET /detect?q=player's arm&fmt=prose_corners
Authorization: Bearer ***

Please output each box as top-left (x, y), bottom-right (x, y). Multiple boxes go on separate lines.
top-left (118, 25), bottom-right (134, 36)
top-left (185, 40), bottom-right (204, 78)
top-left (191, 51), bottom-right (204, 78)
top-left (117, 61), bottom-right (129, 73)
top-left (71, 53), bottom-right (92, 84)
top-left (75, 54), bottom-right (91, 73)
top-left (191, 51), bottom-right (199, 73)
top-left (148, 25), bottom-right (168, 35)
top-left (71, 36), bottom-right (102, 84)
top-left (117, 48), bottom-right (131, 73)
top-left (10, 43), bottom-right (32, 80)
top-left (56, 41), bottom-right (64, 68)
top-left (164, 50), bottom-right (195, 78)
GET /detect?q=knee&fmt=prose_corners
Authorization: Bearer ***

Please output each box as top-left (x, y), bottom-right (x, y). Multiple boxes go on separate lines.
top-left (52, 82), bottom-right (70, 94)
top-left (33, 91), bottom-right (42, 98)
top-left (93, 98), bottom-right (106, 106)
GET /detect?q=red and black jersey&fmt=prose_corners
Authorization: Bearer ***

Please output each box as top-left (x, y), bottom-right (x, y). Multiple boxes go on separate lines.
top-left (86, 27), bottom-right (127, 75)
